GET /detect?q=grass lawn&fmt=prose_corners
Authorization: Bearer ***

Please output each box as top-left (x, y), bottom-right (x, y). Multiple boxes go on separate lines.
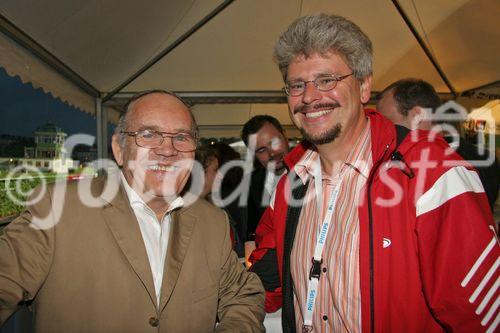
top-left (0, 170), bottom-right (70, 218)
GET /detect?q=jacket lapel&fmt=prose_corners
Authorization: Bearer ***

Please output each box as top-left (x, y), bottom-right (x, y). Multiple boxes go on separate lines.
top-left (99, 174), bottom-right (157, 307)
top-left (159, 207), bottom-right (197, 311)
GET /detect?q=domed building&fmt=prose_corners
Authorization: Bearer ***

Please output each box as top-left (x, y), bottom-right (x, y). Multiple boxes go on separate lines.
top-left (21, 122), bottom-right (75, 173)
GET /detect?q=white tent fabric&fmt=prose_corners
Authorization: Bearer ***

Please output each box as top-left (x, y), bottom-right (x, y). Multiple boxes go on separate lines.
top-left (0, 0), bottom-right (224, 92)
top-left (124, 0), bottom-right (487, 93)
top-left (192, 103), bottom-right (300, 137)
top-left (464, 99), bottom-right (500, 160)
top-left (0, 0), bottom-right (499, 130)
top-left (467, 100), bottom-right (500, 135)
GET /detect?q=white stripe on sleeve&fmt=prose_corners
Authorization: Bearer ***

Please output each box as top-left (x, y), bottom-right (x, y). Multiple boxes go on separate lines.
top-left (416, 166), bottom-right (484, 217)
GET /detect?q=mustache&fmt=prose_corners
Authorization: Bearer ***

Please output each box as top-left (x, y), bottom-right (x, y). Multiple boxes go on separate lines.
top-left (269, 153), bottom-right (285, 162)
top-left (293, 102), bottom-right (341, 114)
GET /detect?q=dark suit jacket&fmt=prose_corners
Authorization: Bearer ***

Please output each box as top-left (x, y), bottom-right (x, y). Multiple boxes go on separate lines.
top-left (246, 168), bottom-right (271, 240)
top-left (444, 136), bottom-right (499, 210)
top-left (0, 174), bottom-right (265, 333)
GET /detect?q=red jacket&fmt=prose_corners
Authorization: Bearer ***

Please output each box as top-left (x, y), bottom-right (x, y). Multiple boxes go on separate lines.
top-left (250, 110), bottom-right (499, 333)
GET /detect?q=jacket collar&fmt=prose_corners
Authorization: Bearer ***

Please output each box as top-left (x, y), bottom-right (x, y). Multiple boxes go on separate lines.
top-left (284, 109), bottom-right (398, 171)
top-left (364, 109), bottom-right (397, 163)
top-left (98, 174), bottom-right (159, 307)
top-left (98, 173), bottom-right (197, 311)
top-left (159, 206), bottom-right (197, 311)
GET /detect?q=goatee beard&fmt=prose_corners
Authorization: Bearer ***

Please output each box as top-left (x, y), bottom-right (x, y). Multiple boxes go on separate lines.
top-left (301, 124), bottom-right (342, 145)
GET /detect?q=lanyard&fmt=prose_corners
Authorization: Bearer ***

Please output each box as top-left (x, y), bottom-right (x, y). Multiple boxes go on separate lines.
top-left (302, 163), bottom-right (342, 332)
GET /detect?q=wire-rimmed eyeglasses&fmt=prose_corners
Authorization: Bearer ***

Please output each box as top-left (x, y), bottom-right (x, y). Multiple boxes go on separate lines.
top-left (284, 73), bottom-right (353, 97)
top-left (121, 129), bottom-right (197, 152)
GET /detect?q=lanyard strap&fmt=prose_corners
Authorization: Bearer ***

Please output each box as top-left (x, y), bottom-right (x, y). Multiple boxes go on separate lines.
top-left (302, 165), bottom-right (342, 332)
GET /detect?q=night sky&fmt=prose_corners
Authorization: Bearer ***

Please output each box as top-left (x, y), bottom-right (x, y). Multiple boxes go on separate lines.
top-left (0, 67), bottom-right (114, 138)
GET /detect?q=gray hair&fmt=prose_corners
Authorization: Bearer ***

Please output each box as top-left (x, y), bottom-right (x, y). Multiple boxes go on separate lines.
top-left (114, 89), bottom-right (198, 147)
top-left (274, 14), bottom-right (373, 80)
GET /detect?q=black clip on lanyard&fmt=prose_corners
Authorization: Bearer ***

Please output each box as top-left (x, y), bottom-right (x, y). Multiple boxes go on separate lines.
top-left (309, 258), bottom-right (323, 280)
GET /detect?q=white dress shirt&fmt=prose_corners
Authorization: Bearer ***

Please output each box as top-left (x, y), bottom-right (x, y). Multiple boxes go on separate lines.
top-left (120, 172), bottom-right (184, 305)
top-left (264, 169), bottom-right (286, 198)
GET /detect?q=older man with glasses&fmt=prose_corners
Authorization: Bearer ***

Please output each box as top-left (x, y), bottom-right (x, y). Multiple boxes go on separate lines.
top-left (0, 90), bottom-right (265, 332)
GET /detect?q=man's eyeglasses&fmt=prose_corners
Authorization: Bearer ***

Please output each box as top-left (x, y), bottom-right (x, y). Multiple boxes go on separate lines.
top-left (284, 73), bottom-right (353, 97)
top-left (121, 129), bottom-right (197, 152)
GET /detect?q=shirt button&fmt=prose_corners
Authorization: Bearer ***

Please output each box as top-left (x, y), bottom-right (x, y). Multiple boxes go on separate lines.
top-left (149, 317), bottom-right (160, 327)
top-left (22, 291), bottom-right (31, 301)
top-left (322, 267), bottom-right (327, 273)
top-left (322, 315), bottom-right (328, 321)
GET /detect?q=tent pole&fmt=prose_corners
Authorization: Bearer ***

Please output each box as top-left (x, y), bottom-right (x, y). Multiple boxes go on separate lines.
top-left (391, 0), bottom-right (457, 97)
top-left (460, 80), bottom-right (500, 98)
top-left (96, 98), bottom-right (108, 164)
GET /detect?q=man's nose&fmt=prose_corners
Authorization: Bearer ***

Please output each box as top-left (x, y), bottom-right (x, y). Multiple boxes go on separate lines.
top-left (269, 147), bottom-right (284, 160)
top-left (153, 136), bottom-right (178, 156)
top-left (302, 82), bottom-right (321, 104)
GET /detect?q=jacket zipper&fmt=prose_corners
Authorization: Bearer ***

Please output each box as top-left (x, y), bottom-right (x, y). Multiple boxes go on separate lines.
top-left (366, 143), bottom-right (391, 333)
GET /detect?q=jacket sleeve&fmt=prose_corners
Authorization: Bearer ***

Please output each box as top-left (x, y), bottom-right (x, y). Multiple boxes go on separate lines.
top-left (414, 162), bottom-right (499, 333)
top-left (0, 186), bottom-right (55, 326)
top-left (216, 212), bottom-right (265, 333)
top-left (249, 205), bottom-right (283, 313)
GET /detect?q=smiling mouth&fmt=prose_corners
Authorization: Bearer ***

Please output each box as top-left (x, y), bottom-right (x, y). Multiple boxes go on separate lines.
top-left (295, 102), bottom-right (340, 118)
top-left (147, 165), bottom-right (178, 172)
top-left (305, 109), bottom-right (334, 119)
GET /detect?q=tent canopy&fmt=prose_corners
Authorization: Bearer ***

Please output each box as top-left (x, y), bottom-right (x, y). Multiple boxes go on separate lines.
top-left (1, 0), bottom-right (499, 137)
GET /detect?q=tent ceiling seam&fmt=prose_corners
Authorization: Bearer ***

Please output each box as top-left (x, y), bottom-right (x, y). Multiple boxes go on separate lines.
top-left (101, 0), bottom-right (236, 103)
top-left (410, 0), bottom-right (438, 61)
top-left (144, 0), bottom-right (197, 70)
top-left (391, 0), bottom-right (457, 97)
top-left (105, 90), bottom-right (456, 113)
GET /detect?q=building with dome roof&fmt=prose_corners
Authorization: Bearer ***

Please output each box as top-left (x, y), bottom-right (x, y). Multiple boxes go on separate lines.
top-left (19, 122), bottom-right (75, 173)
top-left (24, 122), bottom-right (66, 159)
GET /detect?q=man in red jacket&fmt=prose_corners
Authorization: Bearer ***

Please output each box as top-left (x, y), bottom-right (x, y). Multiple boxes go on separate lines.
top-left (249, 13), bottom-right (499, 333)
top-left (376, 78), bottom-right (499, 212)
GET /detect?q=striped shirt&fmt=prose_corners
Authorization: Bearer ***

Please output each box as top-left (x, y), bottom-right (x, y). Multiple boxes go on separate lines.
top-left (291, 120), bottom-right (372, 333)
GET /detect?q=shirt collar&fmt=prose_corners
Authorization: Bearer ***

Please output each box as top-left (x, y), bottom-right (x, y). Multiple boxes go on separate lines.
top-left (293, 119), bottom-right (371, 184)
top-left (120, 171), bottom-right (184, 216)
top-left (294, 149), bottom-right (321, 185)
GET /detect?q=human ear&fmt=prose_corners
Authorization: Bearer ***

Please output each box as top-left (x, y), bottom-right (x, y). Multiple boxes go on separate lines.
top-left (360, 76), bottom-right (373, 104)
top-left (111, 134), bottom-right (124, 166)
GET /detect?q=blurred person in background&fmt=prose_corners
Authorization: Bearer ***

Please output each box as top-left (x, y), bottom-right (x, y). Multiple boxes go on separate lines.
top-left (377, 78), bottom-right (499, 212)
top-left (195, 144), bottom-right (219, 200)
top-left (241, 115), bottom-right (290, 241)
top-left (196, 143), bottom-right (245, 257)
